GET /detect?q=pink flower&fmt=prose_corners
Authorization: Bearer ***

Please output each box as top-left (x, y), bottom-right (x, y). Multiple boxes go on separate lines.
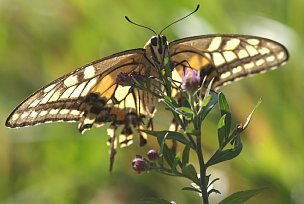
top-left (181, 69), bottom-right (201, 93)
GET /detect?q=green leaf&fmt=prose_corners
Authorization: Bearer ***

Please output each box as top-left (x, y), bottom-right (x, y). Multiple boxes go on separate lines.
top-left (208, 178), bottom-right (220, 188)
top-left (208, 188), bottom-right (221, 196)
top-left (143, 130), bottom-right (193, 149)
top-left (182, 187), bottom-right (201, 193)
top-left (176, 107), bottom-right (194, 115)
top-left (182, 164), bottom-right (199, 185)
top-left (218, 92), bottom-right (231, 138)
top-left (157, 136), bottom-right (175, 169)
top-left (173, 152), bottom-right (181, 169)
top-left (206, 135), bottom-right (243, 167)
top-left (141, 197), bottom-right (175, 204)
top-left (201, 77), bottom-right (214, 105)
top-left (199, 91), bottom-right (218, 121)
top-left (243, 98), bottom-right (262, 130)
top-left (161, 98), bottom-right (192, 119)
top-left (217, 114), bottom-right (226, 148)
top-left (218, 188), bottom-right (265, 204)
top-left (182, 144), bottom-right (190, 167)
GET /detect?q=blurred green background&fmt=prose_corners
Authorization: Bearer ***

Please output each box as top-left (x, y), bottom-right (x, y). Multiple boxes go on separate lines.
top-left (0, 0), bottom-right (303, 203)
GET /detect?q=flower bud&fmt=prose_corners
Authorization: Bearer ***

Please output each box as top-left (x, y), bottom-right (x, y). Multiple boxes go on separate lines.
top-left (132, 155), bottom-right (147, 174)
top-left (147, 149), bottom-right (159, 161)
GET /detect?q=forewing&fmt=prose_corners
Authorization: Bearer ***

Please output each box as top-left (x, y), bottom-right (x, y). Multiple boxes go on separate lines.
top-left (6, 49), bottom-right (146, 128)
top-left (169, 34), bottom-right (289, 88)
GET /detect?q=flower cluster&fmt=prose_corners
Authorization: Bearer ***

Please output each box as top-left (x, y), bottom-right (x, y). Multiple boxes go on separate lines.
top-left (132, 149), bottom-right (159, 174)
top-left (181, 68), bottom-right (201, 93)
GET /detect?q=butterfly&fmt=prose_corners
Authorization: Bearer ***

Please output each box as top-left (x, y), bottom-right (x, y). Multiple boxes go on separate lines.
top-left (5, 5), bottom-right (288, 154)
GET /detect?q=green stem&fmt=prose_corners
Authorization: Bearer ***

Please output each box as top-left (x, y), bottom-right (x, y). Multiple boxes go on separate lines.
top-left (196, 131), bottom-right (209, 204)
top-left (191, 93), bottom-right (209, 204)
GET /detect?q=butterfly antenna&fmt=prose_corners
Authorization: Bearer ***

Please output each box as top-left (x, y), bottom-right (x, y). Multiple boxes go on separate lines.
top-left (125, 16), bottom-right (157, 35)
top-left (160, 4), bottom-right (200, 34)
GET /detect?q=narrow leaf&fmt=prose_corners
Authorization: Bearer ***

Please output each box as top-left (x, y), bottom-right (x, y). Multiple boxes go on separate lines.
top-left (243, 98), bottom-right (262, 129)
top-left (182, 144), bottom-right (190, 167)
top-left (173, 152), bottom-right (181, 169)
top-left (218, 92), bottom-right (231, 138)
top-left (206, 135), bottom-right (243, 167)
top-left (199, 91), bottom-right (218, 121)
top-left (217, 114), bottom-right (226, 148)
top-left (208, 189), bottom-right (221, 196)
top-left (182, 187), bottom-right (202, 193)
top-left (218, 188), bottom-right (265, 204)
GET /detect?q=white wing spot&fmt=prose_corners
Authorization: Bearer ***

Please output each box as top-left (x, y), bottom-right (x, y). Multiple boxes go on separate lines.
top-left (277, 51), bottom-right (285, 60)
top-left (60, 85), bottom-right (77, 99)
top-left (43, 84), bottom-right (56, 93)
top-left (266, 56), bottom-right (275, 62)
top-left (223, 38), bottom-right (240, 50)
top-left (247, 39), bottom-right (260, 46)
top-left (29, 99), bottom-right (41, 108)
top-left (12, 113), bottom-right (20, 121)
top-left (40, 89), bottom-right (55, 104)
top-left (64, 75), bottom-right (78, 87)
top-left (207, 37), bottom-right (222, 52)
top-left (70, 82), bottom-right (87, 98)
top-left (256, 59), bottom-right (265, 66)
top-left (246, 45), bottom-right (259, 56)
top-left (21, 112), bottom-right (30, 119)
top-left (212, 52), bottom-right (226, 66)
top-left (59, 109), bottom-right (70, 115)
top-left (49, 109), bottom-right (60, 115)
top-left (244, 62), bottom-right (255, 69)
top-left (259, 47), bottom-right (270, 55)
top-left (29, 111), bottom-right (38, 118)
top-left (49, 91), bottom-right (61, 102)
top-left (232, 66), bottom-right (243, 74)
top-left (83, 65), bottom-right (96, 79)
top-left (223, 51), bottom-right (237, 62)
top-left (84, 118), bottom-right (95, 124)
top-left (81, 77), bottom-right (98, 96)
top-left (220, 72), bottom-right (231, 79)
top-left (39, 110), bottom-right (48, 116)
top-left (70, 110), bottom-right (80, 115)
top-left (237, 49), bottom-right (249, 59)
top-left (270, 65), bottom-right (278, 70)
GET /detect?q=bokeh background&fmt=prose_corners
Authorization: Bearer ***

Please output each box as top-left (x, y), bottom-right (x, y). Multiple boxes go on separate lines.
top-left (0, 0), bottom-right (303, 203)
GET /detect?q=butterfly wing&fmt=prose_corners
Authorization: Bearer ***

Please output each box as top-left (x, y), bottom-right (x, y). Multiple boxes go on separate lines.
top-left (169, 34), bottom-right (289, 88)
top-left (5, 49), bottom-right (150, 134)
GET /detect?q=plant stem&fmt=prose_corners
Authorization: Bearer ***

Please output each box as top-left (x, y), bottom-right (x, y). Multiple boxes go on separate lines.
top-left (196, 131), bottom-right (209, 204)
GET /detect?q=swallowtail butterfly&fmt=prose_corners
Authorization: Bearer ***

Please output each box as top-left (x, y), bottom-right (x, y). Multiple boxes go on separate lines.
top-left (5, 5), bottom-right (288, 153)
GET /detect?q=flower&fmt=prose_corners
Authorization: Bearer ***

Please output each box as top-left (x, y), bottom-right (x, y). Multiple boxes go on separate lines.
top-left (116, 72), bottom-right (133, 86)
top-left (181, 68), bottom-right (201, 93)
top-left (132, 155), bottom-right (147, 174)
top-left (147, 149), bottom-right (159, 161)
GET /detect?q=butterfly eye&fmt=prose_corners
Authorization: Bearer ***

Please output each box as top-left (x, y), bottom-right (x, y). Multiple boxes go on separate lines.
top-left (151, 36), bottom-right (158, 46)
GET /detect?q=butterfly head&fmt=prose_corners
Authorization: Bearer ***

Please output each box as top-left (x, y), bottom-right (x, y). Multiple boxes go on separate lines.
top-left (145, 35), bottom-right (168, 68)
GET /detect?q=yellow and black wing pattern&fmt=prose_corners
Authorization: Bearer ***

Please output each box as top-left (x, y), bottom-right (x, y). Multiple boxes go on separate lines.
top-left (5, 48), bottom-right (155, 147)
top-left (5, 34), bottom-right (289, 150)
top-left (169, 34), bottom-right (288, 89)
